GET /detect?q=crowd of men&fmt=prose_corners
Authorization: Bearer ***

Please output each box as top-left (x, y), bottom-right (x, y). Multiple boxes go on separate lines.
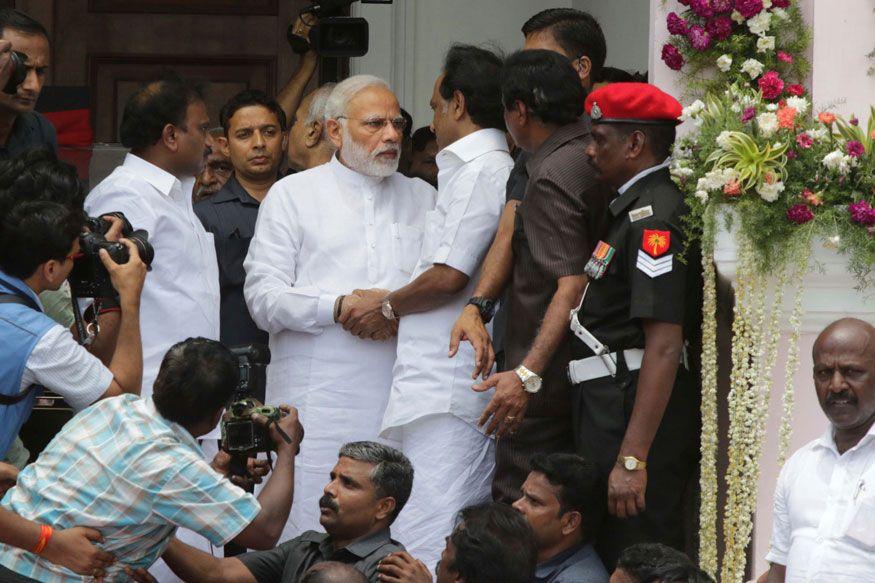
top-left (0, 4), bottom-right (873, 583)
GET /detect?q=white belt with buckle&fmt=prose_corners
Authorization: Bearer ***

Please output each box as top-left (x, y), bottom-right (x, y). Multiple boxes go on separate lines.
top-left (567, 349), bottom-right (646, 384)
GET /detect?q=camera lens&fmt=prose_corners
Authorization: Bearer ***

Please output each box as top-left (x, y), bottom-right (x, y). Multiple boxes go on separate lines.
top-left (127, 230), bottom-right (155, 267)
top-left (3, 51), bottom-right (28, 96)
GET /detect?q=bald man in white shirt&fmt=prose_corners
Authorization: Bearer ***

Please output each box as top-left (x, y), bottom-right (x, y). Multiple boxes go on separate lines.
top-left (244, 75), bottom-right (435, 539)
top-left (764, 318), bottom-right (875, 583)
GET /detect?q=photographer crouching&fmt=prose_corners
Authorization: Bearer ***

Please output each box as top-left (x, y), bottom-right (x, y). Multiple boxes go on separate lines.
top-left (0, 337), bottom-right (303, 581)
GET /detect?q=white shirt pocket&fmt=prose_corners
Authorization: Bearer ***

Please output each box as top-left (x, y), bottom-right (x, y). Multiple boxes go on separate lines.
top-left (391, 222), bottom-right (423, 274)
top-left (846, 485), bottom-right (875, 549)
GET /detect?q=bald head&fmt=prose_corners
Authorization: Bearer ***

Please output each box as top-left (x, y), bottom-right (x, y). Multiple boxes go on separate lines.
top-left (813, 318), bottom-right (875, 439)
top-left (300, 562), bottom-right (367, 583)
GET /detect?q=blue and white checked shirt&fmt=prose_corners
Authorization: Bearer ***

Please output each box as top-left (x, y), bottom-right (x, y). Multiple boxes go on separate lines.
top-left (0, 394), bottom-right (260, 581)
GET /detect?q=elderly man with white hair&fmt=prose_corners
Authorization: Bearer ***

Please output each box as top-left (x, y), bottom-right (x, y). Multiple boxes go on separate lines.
top-left (286, 82), bottom-right (337, 172)
top-left (244, 75), bottom-right (435, 537)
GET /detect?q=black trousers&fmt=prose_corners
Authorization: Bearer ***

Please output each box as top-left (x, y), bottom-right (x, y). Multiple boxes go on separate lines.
top-left (572, 362), bottom-right (699, 570)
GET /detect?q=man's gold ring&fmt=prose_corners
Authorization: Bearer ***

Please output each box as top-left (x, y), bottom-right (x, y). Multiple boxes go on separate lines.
top-left (505, 416), bottom-right (516, 421)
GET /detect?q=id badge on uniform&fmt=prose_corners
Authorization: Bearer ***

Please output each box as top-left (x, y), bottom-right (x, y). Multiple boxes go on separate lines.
top-left (584, 241), bottom-right (616, 280)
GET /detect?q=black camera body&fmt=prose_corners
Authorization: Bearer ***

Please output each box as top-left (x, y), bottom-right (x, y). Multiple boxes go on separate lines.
top-left (288, 0), bottom-right (392, 57)
top-left (3, 51), bottom-right (28, 95)
top-left (220, 344), bottom-right (279, 457)
top-left (68, 212), bottom-right (154, 299)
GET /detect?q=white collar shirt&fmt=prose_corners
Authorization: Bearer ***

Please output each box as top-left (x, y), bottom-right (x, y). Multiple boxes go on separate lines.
top-left (243, 155), bottom-right (434, 534)
top-left (85, 154), bottom-right (220, 399)
top-left (766, 421), bottom-right (875, 582)
top-left (616, 157), bottom-right (672, 195)
top-left (382, 128), bottom-right (513, 435)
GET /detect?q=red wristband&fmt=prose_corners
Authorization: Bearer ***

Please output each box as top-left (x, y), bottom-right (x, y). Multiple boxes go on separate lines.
top-left (98, 307), bottom-right (121, 315)
top-left (33, 524), bottom-right (52, 555)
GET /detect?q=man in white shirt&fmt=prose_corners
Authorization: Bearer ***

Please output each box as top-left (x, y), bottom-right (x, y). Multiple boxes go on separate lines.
top-left (342, 45), bottom-right (511, 569)
top-left (86, 75), bottom-right (220, 399)
top-left (244, 75), bottom-right (435, 538)
top-left (764, 318), bottom-right (875, 582)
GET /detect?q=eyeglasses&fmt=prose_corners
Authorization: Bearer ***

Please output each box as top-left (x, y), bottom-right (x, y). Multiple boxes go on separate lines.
top-left (337, 116), bottom-right (409, 134)
top-left (65, 251), bottom-right (84, 262)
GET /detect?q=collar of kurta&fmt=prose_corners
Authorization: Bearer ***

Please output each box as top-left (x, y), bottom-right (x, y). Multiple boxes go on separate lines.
top-left (525, 119), bottom-right (592, 178)
top-left (814, 421), bottom-right (875, 457)
top-left (437, 127), bottom-right (509, 170)
top-left (329, 152), bottom-right (387, 188)
top-left (608, 166), bottom-right (672, 217)
top-left (122, 152), bottom-right (184, 198)
top-left (304, 528), bottom-right (394, 559)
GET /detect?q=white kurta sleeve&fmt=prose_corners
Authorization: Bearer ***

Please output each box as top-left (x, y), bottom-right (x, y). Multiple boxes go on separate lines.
top-left (244, 186), bottom-right (335, 335)
top-left (428, 165), bottom-right (507, 277)
top-left (765, 458), bottom-right (793, 566)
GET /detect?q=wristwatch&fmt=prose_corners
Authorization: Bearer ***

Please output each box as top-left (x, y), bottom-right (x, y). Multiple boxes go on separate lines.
top-left (514, 365), bottom-right (542, 394)
top-left (466, 296), bottom-right (497, 323)
top-left (618, 455), bottom-right (647, 471)
top-left (381, 298), bottom-right (398, 320)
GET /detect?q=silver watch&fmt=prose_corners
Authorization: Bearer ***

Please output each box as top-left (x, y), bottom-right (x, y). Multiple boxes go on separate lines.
top-left (514, 365), bottom-right (542, 394)
top-left (381, 298), bottom-right (398, 320)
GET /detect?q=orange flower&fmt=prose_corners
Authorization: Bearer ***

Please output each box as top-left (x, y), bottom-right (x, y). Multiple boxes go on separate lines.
top-left (818, 112), bottom-right (836, 125)
top-left (801, 188), bottom-right (822, 206)
top-left (870, 129), bottom-right (875, 140)
top-left (777, 106), bottom-right (797, 129)
top-left (723, 180), bottom-right (742, 197)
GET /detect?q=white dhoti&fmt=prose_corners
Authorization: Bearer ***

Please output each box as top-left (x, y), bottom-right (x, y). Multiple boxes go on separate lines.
top-left (390, 414), bottom-right (494, 572)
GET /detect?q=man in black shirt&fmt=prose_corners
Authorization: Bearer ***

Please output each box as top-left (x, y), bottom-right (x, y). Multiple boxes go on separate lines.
top-left (569, 83), bottom-right (700, 568)
top-left (155, 442), bottom-right (413, 583)
top-left (195, 90), bottom-right (287, 352)
top-left (0, 9), bottom-right (57, 161)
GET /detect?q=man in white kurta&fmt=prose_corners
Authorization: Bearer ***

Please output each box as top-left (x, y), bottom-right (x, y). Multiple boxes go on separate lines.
top-left (244, 75), bottom-right (435, 539)
top-left (372, 48), bottom-right (513, 570)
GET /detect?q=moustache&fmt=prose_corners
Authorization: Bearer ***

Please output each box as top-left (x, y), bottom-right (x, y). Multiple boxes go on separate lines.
top-left (826, 391), bottom-right (857, 405)
top-left (373, 146), bottom-right (399, 157)
top-left (319, 494), bottom-right (339, 512)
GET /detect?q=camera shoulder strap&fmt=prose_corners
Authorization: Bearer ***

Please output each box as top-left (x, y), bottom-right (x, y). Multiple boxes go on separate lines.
top-left (0, 292), bottom-right (46, 405)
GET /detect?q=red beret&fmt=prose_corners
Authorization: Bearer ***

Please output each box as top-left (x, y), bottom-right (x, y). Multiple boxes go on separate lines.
top-left (585, 82), bottom-right (683, 125)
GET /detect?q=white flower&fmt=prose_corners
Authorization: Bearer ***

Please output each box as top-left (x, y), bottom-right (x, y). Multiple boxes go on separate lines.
top-left (763, 0), bottom-right (773, 8)
top-left (717, 54), bottom-right (733, 72)
top-left (747, 11), bottom-right (772, 36)
top-left (766, 103), bottom-right (778, 112)
top-left (822, 150), bottom-right (854, 175)
top-left (756, 177), bottom-right (785, 202)
top-left (672, 143), bottom-right (693, 160)
top-left (807, 127), bottom-right (829, 141)
top-left (773, 7), bottom-right (789, 21)
top-left (741, 58), bottom-right (764, 79)
top-left (695, 190), bottom-right (710, 203)
top-left (716, 131), bottom-right (734, 150)
top-left (681, 99), bottom-right (706, 120)
top-left (756, 36), bottom-right (775, 53)
top-left (731, 102), bottom-right (742, 113)
top-left (731, 10), bottom-right (745, 24)
top-left (756, 112), bottom-right (779, 137)
top-left (670, 164), bottom-right (694, 180)
top-left (785, 96), bottom-right (809, 116)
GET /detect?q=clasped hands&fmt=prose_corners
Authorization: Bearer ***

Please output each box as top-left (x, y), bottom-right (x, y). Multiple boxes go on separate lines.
top-left (336, 288), bottom-right (398, 341)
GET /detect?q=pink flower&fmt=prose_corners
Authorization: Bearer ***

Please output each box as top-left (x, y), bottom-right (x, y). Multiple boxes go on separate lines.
top-left (667, 12), bottom-right (689, 35)
top-left (850, 117), bottom-right (859, 126)
top-left (801, 189), bottom-right (823, 206)
top-left (787, 204), bottom-right (814, 224)
top-left (758, 71), bottom-right (785, 101)
top-left (688, 25), bottom-right (712, 51)
top-left (777, 51), bottom-right (793, 64)
top-left (661, 44), bottom-right (685, 71)
top-left (711, 0), bottom-right (733, 12)
top-left (735, 0), bottom-right (764, 19)
top-left (777, 106), bottom-right (797, 129)
top-left (741, 107), bottom-right (757, 123)
top-left (706, 16), bottom-right (733, 40)
top-left (677, 0), bottom-right (690, 5)
top-left (690, 0), bottom-right (714, 18)
top-left (724, 180), bottom-right (742, 197)
top-left (849, 200), bottom-right (875, 226)
top-left (847, 140), bottom-right (865, 158)
top-left (786, 149), bottom-right (797, 159)
top-left (786, 84), bottom-right (805, 97)
top-left (795, 132), bottom-right (813, 149)
top-left (771, 0), bottom-right (791, 7)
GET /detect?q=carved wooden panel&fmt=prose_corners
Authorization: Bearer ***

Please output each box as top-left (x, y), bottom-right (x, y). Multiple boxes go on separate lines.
top-left (88, 53), bottom-right (276, 142)
top-left (88, 0), bottom-right (278, 15)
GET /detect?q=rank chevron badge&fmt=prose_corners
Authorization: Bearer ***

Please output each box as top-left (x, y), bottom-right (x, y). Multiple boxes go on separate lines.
top-left (637, 229), bottom-right (673, 278)
top-left (584, 240), bottom-right (615, 279)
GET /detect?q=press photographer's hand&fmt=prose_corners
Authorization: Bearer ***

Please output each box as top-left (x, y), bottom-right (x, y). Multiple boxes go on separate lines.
top-left (98, 238), bottom-right (146, 306)
top-left (100, 215), bottom-right (125, 242)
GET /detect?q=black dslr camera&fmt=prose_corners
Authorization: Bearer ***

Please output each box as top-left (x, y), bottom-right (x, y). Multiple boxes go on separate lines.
top-left (3, 51), bottom-right (28, 95)
top-left (68, 212), bottom-right (154, 299)
top-left (221, 344), bottom-right (289, 457)
top-left (288, 0), bottom-right (392, 58)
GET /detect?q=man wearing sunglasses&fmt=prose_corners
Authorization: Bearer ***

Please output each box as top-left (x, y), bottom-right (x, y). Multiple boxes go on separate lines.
top-left (0, 200), bottom-right (146, 462)
top-left (244, 75), bottom-right (435, 539)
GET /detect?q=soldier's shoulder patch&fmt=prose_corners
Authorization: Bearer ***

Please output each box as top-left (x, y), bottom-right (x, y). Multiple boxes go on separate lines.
top-left (636, 250), bottom-right (673, 278)
top-left (641, 229), bottom-right (671, 258)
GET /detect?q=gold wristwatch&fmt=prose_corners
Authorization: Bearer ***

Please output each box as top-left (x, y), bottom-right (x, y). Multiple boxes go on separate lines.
top-left (618, 455), bottom-right (647, 471)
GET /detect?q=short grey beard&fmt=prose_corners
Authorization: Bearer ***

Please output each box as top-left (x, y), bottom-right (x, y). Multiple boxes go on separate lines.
top-left (340, 123), bottom-right (399, 178)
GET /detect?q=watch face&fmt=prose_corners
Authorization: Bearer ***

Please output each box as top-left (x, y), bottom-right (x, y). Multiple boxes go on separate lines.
top-left (624, 458), bottom-right (637, 471)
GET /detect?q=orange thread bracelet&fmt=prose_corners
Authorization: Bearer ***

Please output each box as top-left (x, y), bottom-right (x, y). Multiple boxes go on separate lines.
top-left (33, 525), bottom-right (52, 555)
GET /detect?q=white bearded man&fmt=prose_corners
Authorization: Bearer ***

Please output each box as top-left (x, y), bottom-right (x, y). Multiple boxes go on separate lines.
top-left (243, 75), bottom-right (435, 538)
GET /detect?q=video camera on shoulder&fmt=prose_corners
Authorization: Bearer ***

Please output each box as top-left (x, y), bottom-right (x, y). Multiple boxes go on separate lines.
top-left (221, 344), bottom-right (290, 457)
top-left (67, 211), bottom-right (154, 299)
top-left (288, 0), bottom-right (392, 57)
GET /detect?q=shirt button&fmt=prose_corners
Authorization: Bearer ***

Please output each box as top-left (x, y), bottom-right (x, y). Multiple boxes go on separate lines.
top-left (816, 536), bottom-right (824, 543)
top-left (370, 243), bottom-right (376, 249)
